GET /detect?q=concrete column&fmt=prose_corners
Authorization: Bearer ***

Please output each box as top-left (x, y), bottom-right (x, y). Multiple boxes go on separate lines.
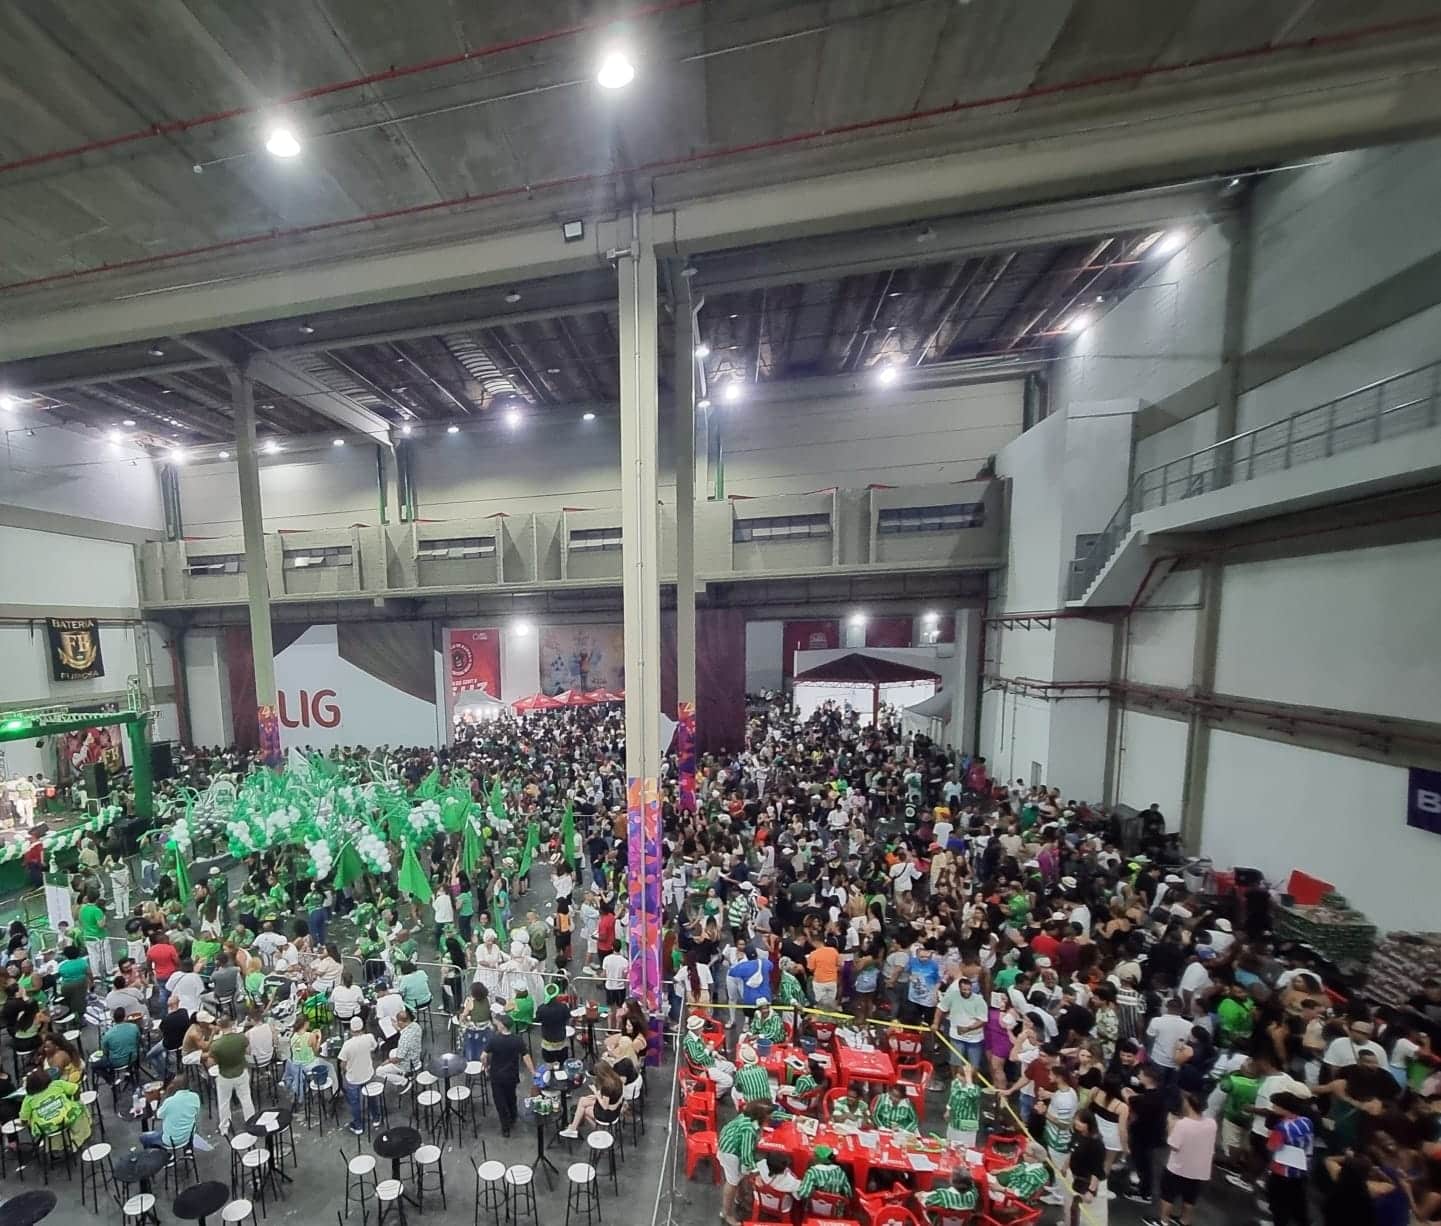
top-left (228, 370), bottom-right (278, 713)
top-left (674, 269), bottom-right (697, 710)
top-left (1213, 190), bottom-right (1254, 484)
top-left (618, 209), bottom-right (663, 1014)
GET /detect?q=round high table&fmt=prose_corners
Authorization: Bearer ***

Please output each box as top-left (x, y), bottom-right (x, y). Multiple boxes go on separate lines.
top-left (432, 1051), bottom-right (469, 1139)
top-left (244, 1108), bottom-right (294, 1184)
top-left (115, 1148), bottom-right (170, 1197)
top-left (0, 1189), bottom-right (58, 1226)
top-left (173, 1180), bottom-right (230, 1226)
top-left (373, 1126), bottom-right (422, 1208)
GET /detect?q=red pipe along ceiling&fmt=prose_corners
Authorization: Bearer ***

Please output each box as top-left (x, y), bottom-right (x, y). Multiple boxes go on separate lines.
top-left (2, 13), bottom-right (1439, 296)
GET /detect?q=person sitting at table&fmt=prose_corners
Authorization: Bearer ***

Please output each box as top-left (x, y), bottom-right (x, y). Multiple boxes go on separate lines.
top-left (97, 1006), bottom-right (143, 1075)
top-left (18, 1068), bottom-right (90, 1153)
top-left (683, 1014), bottom-right (735, 1091)
top-left (283, 1012), bottom-right (323, 1099)
top-left (140, 1074), bottom-right (213, 1152)
top-left (990, 1152), bottom-right (1052, 1216)
top-left (718, 1101), bottom-right (773, 1226)
top-left (396, 960), bottom-right (432, 1013)
top-left (748, 997), bottom-right (787, 1044)
top-left (558, 1061), bottom-right (625, 1139)
top-left (922, 1168), bottom-right (981, 1215)
top-left (44, 1032), bottom-right (85, 1085)
top-left (508, 986), bottom-right (536, 1030)
top-left (872, 1081), bottom-right (920, 1131)
top-left (778, 1053), bottom-right (827, 1114)
top-left (830, 1087), bottom-right (869, 1125)
top-left (796, 1144), bottom-right (853, 1205)
top-left (376, 1010), bottom-right (423, 1085)
top-left (733, 1044), bottom-right (775, 1108)
top-left (602, 1011), bottom-right (649, 1084)
top-left (754, 1152), bottom-right (802, 1209)
top-left (330, 970), bottom-right (365, 1027)
top-left (945, 1059), bottom-right (983, 1148)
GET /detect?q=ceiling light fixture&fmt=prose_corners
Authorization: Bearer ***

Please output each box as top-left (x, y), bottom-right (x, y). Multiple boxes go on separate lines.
top-left (596, 51), bottom-right (635, 89)
top-left (121, 418), bottom-right (136, 427)
top-left (147, 346), bottom-right (165, 358)
top-left (108, 430), bottom-right (123, 443)
top-left (447, 424), bottom-right (460, 435)
top-left (875, 364), bottom-right (900, 387)
top-left (512, 618), bottom-right (534, 637)
top-left (0, 395), bottom-right (18, 411)
top-left (504, 290), bottom-right (522, 304)
top-left (561, 219), bottom-right (585, 243)
top-left (169, 448), bottom-right (186, 464)
top-left (1068, 312), bottom-right (1094, 334)
top-left (265, 126), bottom-right (301, 159)
top-left (505, 408), bottom-right (523, 429)
top-left (332, 438), bottom-right (345, 447)
top-left (923, 611), bottom-right (939, 623)
top-left (1155, 229), bottom-right (1187, 256)
top-left (400, 424), bottom-right (413, 436)
top-left (722, 381), bottom-right (744, 404)
top-left (582, 412), bottom-right (596, 421)
top-left (696, 397), bottom-right (711, 410)
top-left (264, 440), bottom-right (282, 454)
top-left (298, 323), bottom-right (315, 335)
top-left (693, 343), bottom-right (711, 359)
top-left (848, 612), bottom-right (868, 628)
top-left (218, 450), bottom-right (231, 460)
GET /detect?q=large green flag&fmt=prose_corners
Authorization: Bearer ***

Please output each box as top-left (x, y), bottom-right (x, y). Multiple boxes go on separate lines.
top-left (461, 820), bottom-right (484, 875)
top-left (488, 778), bottom-right (506, 822)
top-left (516, 822), bottom-right (540, 877)
top-left (396, 845), bottom-right (433, 903)
top-left (174, 843), bottom-right (193, 906)
top-left (560, 802), bottom-right (576, 870)
top-left (333, 844), bottom-right (364, 891)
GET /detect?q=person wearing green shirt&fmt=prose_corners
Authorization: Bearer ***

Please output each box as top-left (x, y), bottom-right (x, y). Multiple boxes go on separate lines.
top-left (717, 1102), bottom-right (772, 1225)
top-left (923, 1170), bottom-right (980, 1212)
top-left (396, 963), bottom-right (432, 1011)
top-left (945, 1063), bottom-right (983, 1145)
top-left (141, 1077), bottom-right (210, 1152)
top-left (732, 1049), bottom-right (773, 1106)
top-left (393, 932), bottom-right (419, 964)
top-left (456, 889), bottom-right (475, 943)
top-left (683, 1016), bottom-right (735, 1091)
top-left (508, 987), bottom-right (535, 1028)
top-left (993, 965), bottom-right (1021, 991)
top-left (19, 1070), bottom-right (90, 1151)
top-left (871, 1083), bottom-right (920, 1131)
top-left (1218, 1062), bottom-right (1261, 1165)
top-left (78, 895), bottom-right (108, 976)
top-left (995, 1160), bottom-right (1050, 1203)
top-left (776, 966), bottom-right (806, 1007)
top-left (55, 945), bottom-right (91, 1017)
top-left (1216, 983), bottom-right (1256, 1048)
top-left (795, 1146), bottom-right (851, 1202)
top-left (99, 1008), bottom-right (142, 1072)
top-left (747, 1000), bottom-right (786, 1043)
top-left (208, 1017), bottom-right (255, 1135)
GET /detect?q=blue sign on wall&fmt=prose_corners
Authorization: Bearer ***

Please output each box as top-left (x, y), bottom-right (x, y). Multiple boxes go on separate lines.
top-left (1408, 767), bottom-right (1441, 835)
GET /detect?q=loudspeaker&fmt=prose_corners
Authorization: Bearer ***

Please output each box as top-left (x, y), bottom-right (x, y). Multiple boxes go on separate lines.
top-left (82, 762), bottom-right (109, 800)
top-left (149, 741), bottom-right (175, 781)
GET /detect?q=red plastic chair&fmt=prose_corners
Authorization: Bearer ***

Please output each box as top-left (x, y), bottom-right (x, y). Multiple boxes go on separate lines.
top-left (887, 1030), bottom-right (924, 1062)
top-left (678, 1105), bottom-right (720, 1182)
top-left (856, 1188), bottom-right (911, 1226)
top-left (921, 1208), bottom-right (981, 1226)
top-left (811, 1019), bottom-right (838, 1048)
top-left (684, 1088), bottom-right (719, 1132)
top-left (777, 1085), bottom-right (821, 1116)
top-left (822, 1087), bottom-right (852, 1119)
top-left (805, 1190), bottom-right (854, 1220)
top-left (747, 1185), bottom-right (796, 1224)
top-left (895, 1058), bottom-right (933, 1124)
top-left (981, 1135), bottom-right (1027, 1171)
top-left (978, 1204), bottom-right (1040, 1226)
top-left (869, 1207), bottom-right (922, 1226)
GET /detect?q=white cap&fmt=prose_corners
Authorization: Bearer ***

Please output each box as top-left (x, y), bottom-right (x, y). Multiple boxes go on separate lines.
top-left (686, 1016), bottom-right (706, 1032)
top-left (740, 881), bottom-right (755, 892)
top-left (351, 1017), bottom-right (365, 1032)
top-left (1164, 873), bottom-right (1184, 884)
top-left (1214, 918), bottom-right (1232, 932)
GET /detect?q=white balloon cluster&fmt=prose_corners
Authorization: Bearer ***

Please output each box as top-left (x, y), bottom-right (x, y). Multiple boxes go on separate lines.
top-left (265, 804), bottom-right (301, 840)
top-left (308, 840), bottom-right (334, 880)
top-left (408, 799), bottom-right (442, 838)
top-left (356, 829), bottom-right (390, 873)
top-left (170, 819), bottom-right (193, 856)
top-left (226, 821), bottom-right (256, 852)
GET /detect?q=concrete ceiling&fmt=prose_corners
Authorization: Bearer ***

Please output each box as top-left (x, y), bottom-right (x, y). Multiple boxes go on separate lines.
top-left (0, 0), bottom-right (1438, 299)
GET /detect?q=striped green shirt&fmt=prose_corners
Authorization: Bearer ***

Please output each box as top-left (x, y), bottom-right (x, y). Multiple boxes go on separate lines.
top-left (871, 1095), bottom-right (919, 1131)
top-left (792, 1074), bottom-right (820, 1095)
top-left (995, 1162), bottom-right (1049, 1201)
top-left (717, 1115), bottom-right (759, 1165)
top-left (733, 1064), bottom-right (773, 1103)
top-left (748, 1013), bottom-right (786, 1042)
top-left (726, 895), bottom-right (752, 930)
top-left (683, 1033), bottom-right (716, 1068)
top-left (777, 971), bottom-right (806, 1006)
top-left (923, 1187), bottom-right (979, 1211)
top-left (946, 1081), bottom-right (981, 1131)
top-left (796, 1162), bottom-right (851, 1200)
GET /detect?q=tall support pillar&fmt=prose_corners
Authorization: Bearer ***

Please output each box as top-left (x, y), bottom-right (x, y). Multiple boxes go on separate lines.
top-left (618, 211), bottom-right (664, 1022)
top-left (228, 368), bottom-right (281, 765)
top-left (673, 267), bottom-right (699, 813)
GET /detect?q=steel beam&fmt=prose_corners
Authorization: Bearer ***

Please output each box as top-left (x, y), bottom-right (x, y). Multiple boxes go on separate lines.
top-left (674, 267), bottom-right (697, 710)
top-left (245, 352), bottom-right (394, 445)
top-left (7, 56), bottom-right (1441, 364)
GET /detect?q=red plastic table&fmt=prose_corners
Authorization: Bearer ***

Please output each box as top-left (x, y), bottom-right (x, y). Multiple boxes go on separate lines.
top-left (833, 1045), bottom-right (896, 1089)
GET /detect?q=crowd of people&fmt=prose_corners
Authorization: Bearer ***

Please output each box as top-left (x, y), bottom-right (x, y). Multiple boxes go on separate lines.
top-left (1, 696), bottom-right (1440, 1226)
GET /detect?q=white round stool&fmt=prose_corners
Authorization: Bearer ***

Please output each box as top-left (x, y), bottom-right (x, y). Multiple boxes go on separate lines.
top-left (504, 1164), bottom-right (537, 1224)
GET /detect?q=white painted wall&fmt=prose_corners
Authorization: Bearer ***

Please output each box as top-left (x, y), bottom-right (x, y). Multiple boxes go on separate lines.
top-left (1201, 730), bottom-right (1437, 931)
top-left (1124, 568), bottom-right (1199, 690)
top-left (176, 381), bottom-right (1022, 533)
top-left (1113, 710), bottom-right (1188, 829)
top-left (1214, 540), bottom-right (1441, 726)
top-left (184, 630), bottom-right (232, 748)
top-left (744, 620), bottom-right (785, 693)
top-left (0, 525), bottom-right (140, 608)
top-left (499, 627), bottom-right (542, 701)
top-left (0, 421), bottom-right (163, 531)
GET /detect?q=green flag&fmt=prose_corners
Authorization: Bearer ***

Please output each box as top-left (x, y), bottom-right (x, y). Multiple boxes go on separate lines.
top-left (333, 844), bottom-right (364, 891)
top-left (488, 778), bottom-right (506, 822)
top-left (396, 845), bottom-right (433, 903)
top-left (461, 820), bottom-right (484, 875)
top-left (516, 821), bottom-right (540, 877)
top-left (560, 802), bottom-right (576, 870)
top-left (173, 843), bottom-right (192, 906)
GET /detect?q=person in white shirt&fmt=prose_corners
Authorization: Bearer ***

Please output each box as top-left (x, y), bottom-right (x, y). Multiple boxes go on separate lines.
top-left (1178, 956), bottom-right (1213, 1011)
top-left (431, 889), bottom-right (454, 944)
top-left (1208, 917), bottom-right (1236, 955)
top-left (373, 985), bottom-right (405, 1042)
top-left (602, 949), bottom-right (628, 1007)
top-left (932, 816), bottom-right (954, 848)
top-left (1322, 1020), bottom-right (1388, 1072)
top-left (245, 1016), bottom-right (276, 1069)
top-left (330, 972), bottom-right (365, 1023)
top-left (167, 963), bottom-right (205, 1016)
top-left (1147, 998), bottom-right (1194, 1070)
top-left (338, 1018), bottom-right (380, 1135)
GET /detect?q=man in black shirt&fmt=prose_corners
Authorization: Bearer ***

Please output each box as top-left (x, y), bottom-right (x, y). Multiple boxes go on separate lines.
top-left (149, 997), bottom-right (191, 1077)
top-left (482, 1015), bottom-right (535, 1136)
top-left (536, 990), bottom-right (572, 1066)
top-left (1126, 1064), bottom-right (1171, 1205)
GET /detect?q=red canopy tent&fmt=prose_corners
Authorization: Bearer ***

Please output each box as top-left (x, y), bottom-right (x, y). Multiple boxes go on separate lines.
top-left (792, 652), bottom-right (941, 725)
top-left (512, 692), bottom-right (564, 712)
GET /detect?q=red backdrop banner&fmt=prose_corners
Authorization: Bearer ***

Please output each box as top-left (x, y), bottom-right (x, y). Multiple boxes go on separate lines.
top-left (448, 628), bottom-right (502, 699)
top-left (782, 619), bottom-right (839, 678)
top-left (865, 616), bottom-right (914, 649)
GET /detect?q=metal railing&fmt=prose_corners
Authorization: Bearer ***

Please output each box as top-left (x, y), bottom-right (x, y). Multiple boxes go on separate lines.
top-left (1068, 358), bottom-right (1441, 600)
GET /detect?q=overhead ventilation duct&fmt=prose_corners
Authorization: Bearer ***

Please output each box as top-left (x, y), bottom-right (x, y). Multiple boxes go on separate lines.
top-left (439, 334), bottom-right (520, 404)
